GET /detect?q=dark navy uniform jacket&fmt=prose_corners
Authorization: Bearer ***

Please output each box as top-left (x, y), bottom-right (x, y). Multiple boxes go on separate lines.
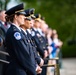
top-left (26, 30), bottom-right (41, 65)
top-left (31, 28), bottom-right (48, 58)
top-left (20, 29), bottom-right (37, 68)
top-left (0, 21), bottom-right (7, 39)
top-left (0, 21), bottom-right (8, 75)
top-left (4, 24), bottom-right (37, 75)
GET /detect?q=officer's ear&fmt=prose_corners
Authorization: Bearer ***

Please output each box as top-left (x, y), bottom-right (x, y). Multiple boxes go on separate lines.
top-left (14, 14), bottom-right (18, 20)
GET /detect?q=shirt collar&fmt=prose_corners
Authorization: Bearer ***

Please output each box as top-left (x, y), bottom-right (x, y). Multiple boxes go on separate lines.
top-left (12, 23), bottom-right (21, 31)
top-left (27, 29), bottom-right (31, 34)
top-left (0, 20), bottom-right (5, 25)
top-left (33, 27), bottom-right (38, 31)
top-left (21, 28), bottom-right (27, 35)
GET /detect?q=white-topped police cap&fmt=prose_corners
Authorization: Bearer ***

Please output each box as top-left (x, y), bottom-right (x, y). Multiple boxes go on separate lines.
top-left (14, 32), bottom-right (21, 40)
top-left (5, 3), bottom-right (26, 16)
top-left (34, 14), bottom-right (41, 22)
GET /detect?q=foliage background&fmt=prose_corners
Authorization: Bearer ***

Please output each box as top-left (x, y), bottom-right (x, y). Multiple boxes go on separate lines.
top-left (0, 0), bottom-right (76, 58)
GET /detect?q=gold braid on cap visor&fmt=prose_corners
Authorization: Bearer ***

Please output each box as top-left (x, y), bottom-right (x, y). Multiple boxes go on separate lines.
top-left (35, 18), bottom-right (41, 22)
top-left (15, 9), bottom-right (24, 13)
top-left (31, 14), bottom-right (36, 18)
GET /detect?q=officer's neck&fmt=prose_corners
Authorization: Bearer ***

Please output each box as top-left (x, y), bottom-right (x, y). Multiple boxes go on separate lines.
top-left (20, 25), bottom-right (27, 30)
top-left (13, 20), bottom-right (20, 27)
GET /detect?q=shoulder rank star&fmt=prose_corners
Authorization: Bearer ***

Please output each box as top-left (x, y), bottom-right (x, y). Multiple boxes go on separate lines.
top-left (14, 32), bottom-right (21, 40)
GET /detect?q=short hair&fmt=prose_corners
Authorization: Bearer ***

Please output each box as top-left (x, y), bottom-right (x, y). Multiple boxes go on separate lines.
top-left (5, 13), bottom-right (21, 23)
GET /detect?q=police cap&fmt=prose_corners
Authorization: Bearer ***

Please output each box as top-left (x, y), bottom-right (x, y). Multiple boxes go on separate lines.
top-left (25, 17), bottom-right (32, 21)
top-left (30, 8), bottom-right (35, 19)
top-left (24, 8), bottom-right (35, 19)
top-left (24, 9), bottom-right (31, 17)
top-left (24, 9), bottom-right (32, 21)
top-left (30, 8), bottom-right (35, 14)
top-left (35, 14), bottom-right (41, 18)
top-left (5, 3), bottom-right (26, 16)
top-left (34, 14), bottom-right (41, 22)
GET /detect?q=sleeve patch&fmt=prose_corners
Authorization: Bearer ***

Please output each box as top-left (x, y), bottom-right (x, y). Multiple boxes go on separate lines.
top-left (14, 32), bottom-right (21, 40)
top-left (31, 31), bottom-right (35, 36)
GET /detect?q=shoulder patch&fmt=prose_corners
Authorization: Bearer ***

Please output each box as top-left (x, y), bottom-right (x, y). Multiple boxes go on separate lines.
top-left (14, 32), bottom-right (21, 40)
top-left (31, 31), bottom-right (35, 36)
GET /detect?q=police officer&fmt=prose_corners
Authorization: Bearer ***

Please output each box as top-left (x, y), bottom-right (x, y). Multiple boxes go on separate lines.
top-left (27, 9), bottom-right (44, 66)
top-left (20, 17), bottom-right (42, 74)
top-left (20, 9), bottom-right (44, 74)
top-left (0, 10), bottom-right (8, 39)
top-left (31, 14), bottom-right (48, 58)
top-left (3, 3), bottom-right (37, 75)
top-left (0, 10), bottom-right (8, 75)
top-left (30, 14), bottom-right (50, 75)
top-left (24, 9), bottom-right (44, 67)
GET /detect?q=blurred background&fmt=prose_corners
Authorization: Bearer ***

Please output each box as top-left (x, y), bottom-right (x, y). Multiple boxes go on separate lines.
top-left (0, 0), bottom-right (76, 58)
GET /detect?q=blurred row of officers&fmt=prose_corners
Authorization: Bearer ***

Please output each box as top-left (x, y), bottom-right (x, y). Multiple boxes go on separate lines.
top-left (0, 3), bottom-right (63, 75)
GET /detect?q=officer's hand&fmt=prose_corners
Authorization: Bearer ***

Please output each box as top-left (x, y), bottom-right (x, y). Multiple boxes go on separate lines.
top-left (44, 50), bottom-right (48, 58)
top-left (39, 58), bottom-right (44, 66)
top-left (36, 65), bottom-right (42, 74)
top-left (48, 46), bottom-right (53, 54)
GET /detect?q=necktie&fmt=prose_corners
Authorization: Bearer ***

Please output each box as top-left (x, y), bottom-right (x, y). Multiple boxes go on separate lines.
top-left (4, 22), bottom-right (7, 27)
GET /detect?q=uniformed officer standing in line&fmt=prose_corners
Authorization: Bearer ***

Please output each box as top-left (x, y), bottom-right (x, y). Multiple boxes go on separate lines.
top-left (3, 3), bottom-right (37, 75)
top-left (0, 10), bottom-right (8, 75)
top-left (31, 14), bottom-right (48, 59)
top-left (39, 19), bottom-right (53, 75)
top-left (0, 10), bottom-right (8, 39)
top-left (24, 9), bottom-right (49, 75)
top-left (20, 17), bottom-right (42, 74)
top-left (24, 8), bottom-right (44, 67)
top-left (30, 14), bottom-right (51, 75)
top-left (20, 9), bottom-right (45, 74)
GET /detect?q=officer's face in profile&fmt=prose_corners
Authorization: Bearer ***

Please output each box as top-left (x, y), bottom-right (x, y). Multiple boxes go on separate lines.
top-left (24, 19), bottom-right (32, 29)
top-left (34, 20), bottom-right (41, 28)
top-left (16, 14), bottom-right (25, 25)
top-left (31, 19), bottom-right (35, 27)
top-left (0, 10), bottom-right (6, 22)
